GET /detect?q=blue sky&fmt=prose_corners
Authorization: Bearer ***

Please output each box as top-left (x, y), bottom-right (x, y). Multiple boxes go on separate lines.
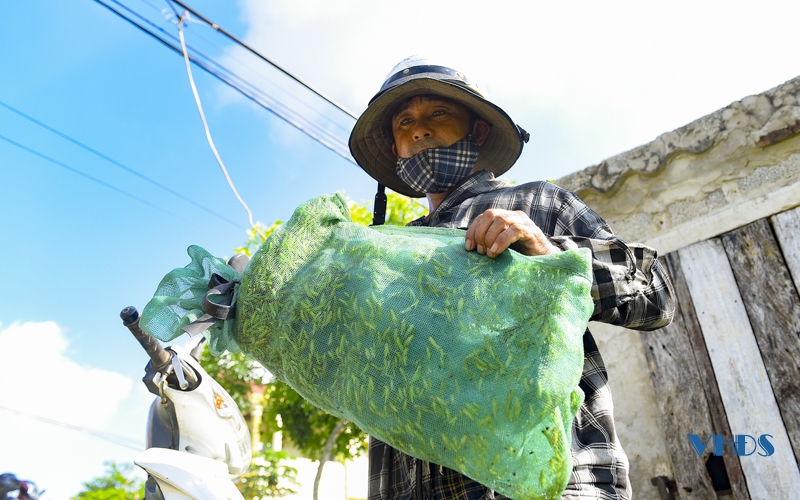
top-left (1, 0), bottom-right (798, 497)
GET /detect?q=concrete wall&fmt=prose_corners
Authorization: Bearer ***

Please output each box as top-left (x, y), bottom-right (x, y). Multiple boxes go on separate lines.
top-left (558, 75), bottom-right (800, 254)
top-left (556, 75), bottom-right (800, 499)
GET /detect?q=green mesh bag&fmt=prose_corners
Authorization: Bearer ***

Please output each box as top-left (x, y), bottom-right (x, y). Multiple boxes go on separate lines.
top-left (141, 193), bottom-right (594, 499)
top-left (140, 245), bottom-right (244, 356)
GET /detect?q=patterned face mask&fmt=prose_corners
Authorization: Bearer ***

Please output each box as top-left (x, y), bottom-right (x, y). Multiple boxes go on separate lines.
top-left (396, 134), bottom-right (480, 194)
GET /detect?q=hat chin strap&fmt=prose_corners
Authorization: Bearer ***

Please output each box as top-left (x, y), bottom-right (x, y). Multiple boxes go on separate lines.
top-left (371, 183), bottom-right (387, 226)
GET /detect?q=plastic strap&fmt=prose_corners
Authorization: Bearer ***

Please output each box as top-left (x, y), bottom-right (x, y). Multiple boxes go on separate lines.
top-left (181, 274), bottom-right (239, 337)
top-left (371, 183), bottom-right (387, 226)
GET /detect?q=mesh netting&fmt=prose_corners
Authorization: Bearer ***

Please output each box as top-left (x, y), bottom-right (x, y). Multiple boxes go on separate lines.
top-left (141, 245), bottom-right (243, 355)
top-left (142, 193), bottom-right (593, 499)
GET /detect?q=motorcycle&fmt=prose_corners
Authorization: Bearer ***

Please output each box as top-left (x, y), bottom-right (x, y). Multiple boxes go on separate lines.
top-left (120, 255), bottom-right (252, 499)
top-left (0, 473), bottom-right (43, 500)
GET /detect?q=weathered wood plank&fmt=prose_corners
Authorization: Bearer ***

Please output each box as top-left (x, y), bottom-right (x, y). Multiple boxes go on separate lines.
top-left (679, 238), bottom-right (800, 497)
top-left (662, 252), bottom-right (750, 499)
top-left (588, 321), bottom-right (675, 500)
top-left (721, 218), bottom-right (800, 467)
top-left (771, 205), bottom-right (800, 295)
top-left (639, 254), bottom-right (717, 499)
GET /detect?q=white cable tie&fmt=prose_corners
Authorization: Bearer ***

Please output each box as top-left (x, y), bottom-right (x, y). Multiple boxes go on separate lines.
top-left (162, 8), bottom-right (179, 25)
top-left (178, 11), bottom-right (255, 228)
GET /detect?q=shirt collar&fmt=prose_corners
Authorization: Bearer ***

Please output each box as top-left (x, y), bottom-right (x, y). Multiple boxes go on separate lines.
top-left (410, 170), bottom-right (511, 226)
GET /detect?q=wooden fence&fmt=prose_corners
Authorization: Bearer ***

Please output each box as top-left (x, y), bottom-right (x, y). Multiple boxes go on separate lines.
top-left (642, 206), bottom-right (800, 498)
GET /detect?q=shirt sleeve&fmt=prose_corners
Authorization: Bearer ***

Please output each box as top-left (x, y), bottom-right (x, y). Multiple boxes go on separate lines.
top-left (546, 188), bottom-right (675, 331)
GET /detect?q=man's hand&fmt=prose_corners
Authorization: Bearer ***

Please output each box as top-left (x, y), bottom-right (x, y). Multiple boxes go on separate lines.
top-left (465, 209), bottom-right (561, 258)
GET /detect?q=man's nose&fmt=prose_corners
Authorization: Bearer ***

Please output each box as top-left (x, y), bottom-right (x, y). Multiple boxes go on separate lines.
top-left (412, 118), bottom-right (433, 141)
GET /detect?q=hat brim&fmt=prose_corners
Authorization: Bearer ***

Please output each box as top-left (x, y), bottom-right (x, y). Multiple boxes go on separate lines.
top-left (349, 79), bottom-right (524, 198)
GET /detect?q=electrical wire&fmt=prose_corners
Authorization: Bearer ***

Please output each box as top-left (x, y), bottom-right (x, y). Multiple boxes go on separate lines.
top-left (0, 99), bottom-right (246, 230)
top-left (133, 0), bottom-right (353, 138)
top-left (96, 0), bottom-right (356, 163)
top-left (156, 0), bottom-right (355, 158)
top-left (146, 0), bottom-right (353, 156)
top-left (95, 0), bottom-right (368, 228)
top-left (167, 0), bottom-right (359, 120)
top-left (0, 405), bottom-right (144, 451)
top-left (176, 10), bottom-right (255, 228)
top-left (116, 0), bottom-right (355, 150)
top-left (161, 0), bottom-right (180, 17)
top-left (138, 0), bottom-right (167, 12)
top-left (0, 133), bottom-right (212, 231)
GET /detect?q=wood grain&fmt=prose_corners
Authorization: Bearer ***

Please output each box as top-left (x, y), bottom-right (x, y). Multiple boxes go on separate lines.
top-left (679, 238), bottom-right (800, 497)
top-left (663, 252), bottom-right (750, 499)
top-left (771, 206), bottom-right (800, 296)
top-left (721, 218), bottom-right (800, 466)
top-left (640, 253), bottom-right (717, 499)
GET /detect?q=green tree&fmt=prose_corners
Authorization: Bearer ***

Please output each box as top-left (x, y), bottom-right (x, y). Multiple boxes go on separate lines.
top-left (201, 192), bottom-right (426, 497)
top-left (71, 461), bottom-right (144, 500)
top-left (236, 448), bottom-right (300, 498)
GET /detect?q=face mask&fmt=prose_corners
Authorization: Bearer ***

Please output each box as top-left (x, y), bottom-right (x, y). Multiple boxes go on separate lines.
top-left (396, 134), bottom-right (480, 194)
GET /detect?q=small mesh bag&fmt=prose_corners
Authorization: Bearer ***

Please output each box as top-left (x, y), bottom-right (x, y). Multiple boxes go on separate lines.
top-left (141, 193), bottom-right (594, 499)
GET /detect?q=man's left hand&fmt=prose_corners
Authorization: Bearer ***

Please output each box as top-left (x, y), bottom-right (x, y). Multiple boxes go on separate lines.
top-left (465, 209), bottom-right (561, 258)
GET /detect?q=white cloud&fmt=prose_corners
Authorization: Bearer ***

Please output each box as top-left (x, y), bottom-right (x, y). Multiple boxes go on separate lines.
top-left (222, 0), bottom-right (800, 178)
top-left (0, 322), bottom-right (149, 499)
top-left (232, 0), bottom-right (800, 107)
top-left (0, 321), bottom-right (131, 425)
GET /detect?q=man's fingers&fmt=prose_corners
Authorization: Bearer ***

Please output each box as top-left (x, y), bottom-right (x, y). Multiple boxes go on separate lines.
top-left (465, 209), bottom-right (557, 258)
top-left (465, 212), bottom-right (492, 252)
top-left (466, 211), bottom-right (515, 257)
top-left (465, 216), bottom-right (477, 251)
top-left (464, 212), bottom-right (482, 251)
top-left (488, 226), bottom-right (526, 257)
top-left (483, 218), bottom-right (514, 257)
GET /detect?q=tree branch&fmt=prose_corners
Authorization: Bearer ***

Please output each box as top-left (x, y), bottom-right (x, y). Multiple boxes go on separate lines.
top-left (313, 418), bottom-right (349, 500)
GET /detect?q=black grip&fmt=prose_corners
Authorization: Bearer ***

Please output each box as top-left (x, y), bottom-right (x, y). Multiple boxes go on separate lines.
top-left (120, 306), bottom-right (172, 372)
top-left (120, 305), bottom-right (139, 325)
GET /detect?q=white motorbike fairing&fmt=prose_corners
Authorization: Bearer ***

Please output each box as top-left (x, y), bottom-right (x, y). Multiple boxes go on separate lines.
top-left (135, 447), bottom-right (244, 500)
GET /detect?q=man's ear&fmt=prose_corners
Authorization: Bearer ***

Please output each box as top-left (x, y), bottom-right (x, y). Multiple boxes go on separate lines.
top-left (391, 143), bottom-right (398, 157)
top-left (473, 119), bottom-right (491, 146)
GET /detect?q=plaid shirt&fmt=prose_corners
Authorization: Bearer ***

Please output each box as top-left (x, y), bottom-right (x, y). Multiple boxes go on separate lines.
top-left (368, 171), bottom-right (675, 500)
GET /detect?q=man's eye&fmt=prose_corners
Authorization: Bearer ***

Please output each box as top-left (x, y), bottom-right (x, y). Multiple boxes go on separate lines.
top-left (432, 110), bottom-right (445, 116)
top-left (399, 118), bottom-right (412, 125)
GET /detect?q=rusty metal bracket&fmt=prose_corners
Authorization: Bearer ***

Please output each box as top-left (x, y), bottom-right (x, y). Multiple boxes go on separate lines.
top-left (650, 476), bottom-right (677, 500)
top-left (757, 121), bottom-right (800, 147)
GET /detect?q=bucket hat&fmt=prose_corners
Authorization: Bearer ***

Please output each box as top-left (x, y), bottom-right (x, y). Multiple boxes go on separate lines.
top-left (349, 56), bottom-right (529, 198)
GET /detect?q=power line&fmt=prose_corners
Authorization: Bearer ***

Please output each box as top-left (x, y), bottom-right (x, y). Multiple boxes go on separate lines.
top-left (134, 0), bottom-right (353, 138)
top-left (161, 0), bottom-right (180, 18)
top-left (95, 0), bottom-right (357, 164)
top-left (176, 12), bottom-right (254, 228)
top-left (143, 0), bottom-right (356, 160)
top-left (167, 0), bottom-right (359, 120)
top-left (0, 133), bottom-right (212, 231)
top-left (0, 99), bottom-right (246, 230)
top-left (152, 0), bottom-right (357, 154)
top-left (0, 405), bottom-right (144, 451)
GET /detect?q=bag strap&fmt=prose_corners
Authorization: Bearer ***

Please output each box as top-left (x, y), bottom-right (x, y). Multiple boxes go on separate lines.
top-left (181, 273), bottom-right (239, 337)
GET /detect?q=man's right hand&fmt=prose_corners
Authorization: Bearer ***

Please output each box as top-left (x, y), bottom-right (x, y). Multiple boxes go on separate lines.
top-left (465, 209), bottom-right (561, 258)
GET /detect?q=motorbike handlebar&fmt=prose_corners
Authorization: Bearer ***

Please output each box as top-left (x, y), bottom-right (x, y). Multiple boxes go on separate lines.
top-left (121, 306), bottom-right (200, 391)
top-left (120, 306), bottom-right (173, 373)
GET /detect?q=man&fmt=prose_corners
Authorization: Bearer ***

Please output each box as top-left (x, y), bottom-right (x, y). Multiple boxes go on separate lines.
top-left (348, 56), bottom-right (675, 500)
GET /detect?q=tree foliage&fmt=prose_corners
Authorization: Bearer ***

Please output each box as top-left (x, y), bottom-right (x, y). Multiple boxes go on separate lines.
top-left (71, 461), bottom-right (144, 500)
top-left (235, 448), bottom-right (300, 498)
top-left (200, 192), bottom-right (426, 495)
